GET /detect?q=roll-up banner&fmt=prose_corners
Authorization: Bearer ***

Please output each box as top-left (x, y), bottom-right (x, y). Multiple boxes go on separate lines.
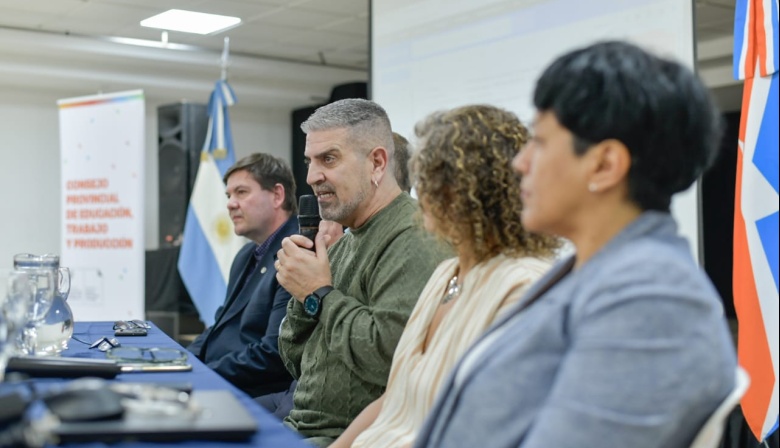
top-left (58, 90), bottom-right (145, 321)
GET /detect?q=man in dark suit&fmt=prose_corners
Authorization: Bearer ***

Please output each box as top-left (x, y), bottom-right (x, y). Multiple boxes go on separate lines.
top-left (188, 152), bottom-right (297, 398)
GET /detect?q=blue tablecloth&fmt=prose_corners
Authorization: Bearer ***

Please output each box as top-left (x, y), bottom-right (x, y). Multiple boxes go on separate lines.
top-left (4, 321), bottom-right (310, 448)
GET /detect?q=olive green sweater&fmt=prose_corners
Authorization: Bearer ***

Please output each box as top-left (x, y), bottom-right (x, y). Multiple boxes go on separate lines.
top-left (279, 193), bottom-right (449, 443)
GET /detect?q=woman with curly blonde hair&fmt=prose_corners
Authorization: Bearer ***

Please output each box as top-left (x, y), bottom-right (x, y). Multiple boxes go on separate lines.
top-left (331, 104), bottom-right (560, 448)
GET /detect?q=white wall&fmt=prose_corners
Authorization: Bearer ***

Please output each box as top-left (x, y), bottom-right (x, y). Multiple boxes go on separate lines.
top-left (0, 87), bottom-right (291, 264)
top-left (372, 0), bottom-right (722, 261)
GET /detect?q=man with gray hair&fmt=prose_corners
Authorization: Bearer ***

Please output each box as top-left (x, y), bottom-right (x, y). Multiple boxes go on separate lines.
top-left (272, 98), bottom-right (448, 446)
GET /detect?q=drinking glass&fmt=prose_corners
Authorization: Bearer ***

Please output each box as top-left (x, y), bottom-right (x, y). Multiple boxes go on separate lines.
top-left (0, 268), bottom-right (33, 379)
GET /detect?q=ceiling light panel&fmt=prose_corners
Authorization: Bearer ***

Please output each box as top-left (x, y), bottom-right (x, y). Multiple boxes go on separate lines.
top-left (141, 9), bottom-right (241, 35)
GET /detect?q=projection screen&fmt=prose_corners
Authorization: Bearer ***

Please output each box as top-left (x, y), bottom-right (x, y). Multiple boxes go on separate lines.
top-left (371, 0), bottom-right (702, 259)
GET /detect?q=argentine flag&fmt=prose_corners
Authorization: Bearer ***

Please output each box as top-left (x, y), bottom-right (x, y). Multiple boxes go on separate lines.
top-left (733, 0), bottom-right (779, 442)
top-left (178, 80), bottom-right (245, 326)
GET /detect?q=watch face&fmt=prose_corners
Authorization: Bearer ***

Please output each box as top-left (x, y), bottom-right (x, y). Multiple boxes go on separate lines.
top-left (304, 294), bottom-right (319, 316)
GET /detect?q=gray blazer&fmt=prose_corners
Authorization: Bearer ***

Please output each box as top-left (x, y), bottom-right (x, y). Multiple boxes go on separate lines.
top-left (414, 211), bottom-right (737, 448)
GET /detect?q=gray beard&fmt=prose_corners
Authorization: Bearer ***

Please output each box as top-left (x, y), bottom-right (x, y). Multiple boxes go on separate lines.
top-left (320, 182), bottom-right (371, 224)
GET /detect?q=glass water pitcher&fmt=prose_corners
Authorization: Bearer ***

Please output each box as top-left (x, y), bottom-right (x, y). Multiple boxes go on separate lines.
top-left (13, 253), bottom-right (72, 355)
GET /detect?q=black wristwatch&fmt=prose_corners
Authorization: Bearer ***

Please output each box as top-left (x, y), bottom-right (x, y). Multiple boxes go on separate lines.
top-left (303, 286), bottom-right (334, 318)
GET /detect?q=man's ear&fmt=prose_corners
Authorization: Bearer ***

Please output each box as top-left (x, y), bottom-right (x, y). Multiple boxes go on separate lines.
top-left (272, 183), bottom-right (286, 209)
top-left (587, 139), bottom-right (631, 192)
top-left (368, 146), bottom-right (389, 177)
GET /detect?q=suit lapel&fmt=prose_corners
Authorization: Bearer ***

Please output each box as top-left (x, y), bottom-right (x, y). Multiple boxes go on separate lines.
top-left (212, 258), bottom-right (258, 331)
top-left (224, 246), bottom-right (255, 304)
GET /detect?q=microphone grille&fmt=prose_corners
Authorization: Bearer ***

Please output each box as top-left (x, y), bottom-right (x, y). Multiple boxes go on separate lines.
top-left (298, 194), bottom-right (320, 217)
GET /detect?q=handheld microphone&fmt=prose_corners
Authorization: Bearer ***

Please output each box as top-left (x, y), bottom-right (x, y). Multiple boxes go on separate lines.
top-left (298, 195), bottom-right (321, 250)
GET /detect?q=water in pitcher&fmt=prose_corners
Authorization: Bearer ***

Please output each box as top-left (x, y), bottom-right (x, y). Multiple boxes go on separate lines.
top-left (35, 292), bottom-right (74, 354)
top-left (13, 253), bottom-right (72, 355)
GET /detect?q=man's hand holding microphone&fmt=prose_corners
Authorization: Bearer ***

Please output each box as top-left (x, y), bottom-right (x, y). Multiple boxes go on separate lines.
top-left (275, 195), bottom-right (334, 303)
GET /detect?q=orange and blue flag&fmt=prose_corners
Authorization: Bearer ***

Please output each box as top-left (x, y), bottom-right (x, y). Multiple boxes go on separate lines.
top-left (733, 0), bottom-right (779, 442)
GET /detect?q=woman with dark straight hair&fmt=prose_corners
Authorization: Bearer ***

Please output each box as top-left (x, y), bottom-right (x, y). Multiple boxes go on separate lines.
top-left (414, 41), bottom-right (737, 448)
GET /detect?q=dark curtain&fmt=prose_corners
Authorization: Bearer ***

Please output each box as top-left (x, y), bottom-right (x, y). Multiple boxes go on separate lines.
top-left (721, 409), bottom-right (779, 448)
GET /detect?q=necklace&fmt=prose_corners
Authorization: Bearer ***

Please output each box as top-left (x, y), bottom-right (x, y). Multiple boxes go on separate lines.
top-left (441, 274), bottom-right (461, 304)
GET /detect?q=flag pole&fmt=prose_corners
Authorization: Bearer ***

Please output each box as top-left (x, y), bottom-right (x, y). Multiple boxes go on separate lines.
top-left (178, 35), bottom-right (241, 326)
top-left (220, 37), bottom-right (230, 81)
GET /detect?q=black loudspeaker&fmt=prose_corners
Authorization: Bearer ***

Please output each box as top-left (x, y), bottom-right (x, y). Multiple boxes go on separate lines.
top-left (291, 105), bottom-right (322, 198)
top-left (158, 103), bottom-right (208, 247)
top-left (145, 247), bottom-right (205, 342)
top-left (329, 81), bottom-right (368, 103)
top-left (145, 247), bottom-right (195, 314)
top-left (290, 82), bottom-right (368, 201)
